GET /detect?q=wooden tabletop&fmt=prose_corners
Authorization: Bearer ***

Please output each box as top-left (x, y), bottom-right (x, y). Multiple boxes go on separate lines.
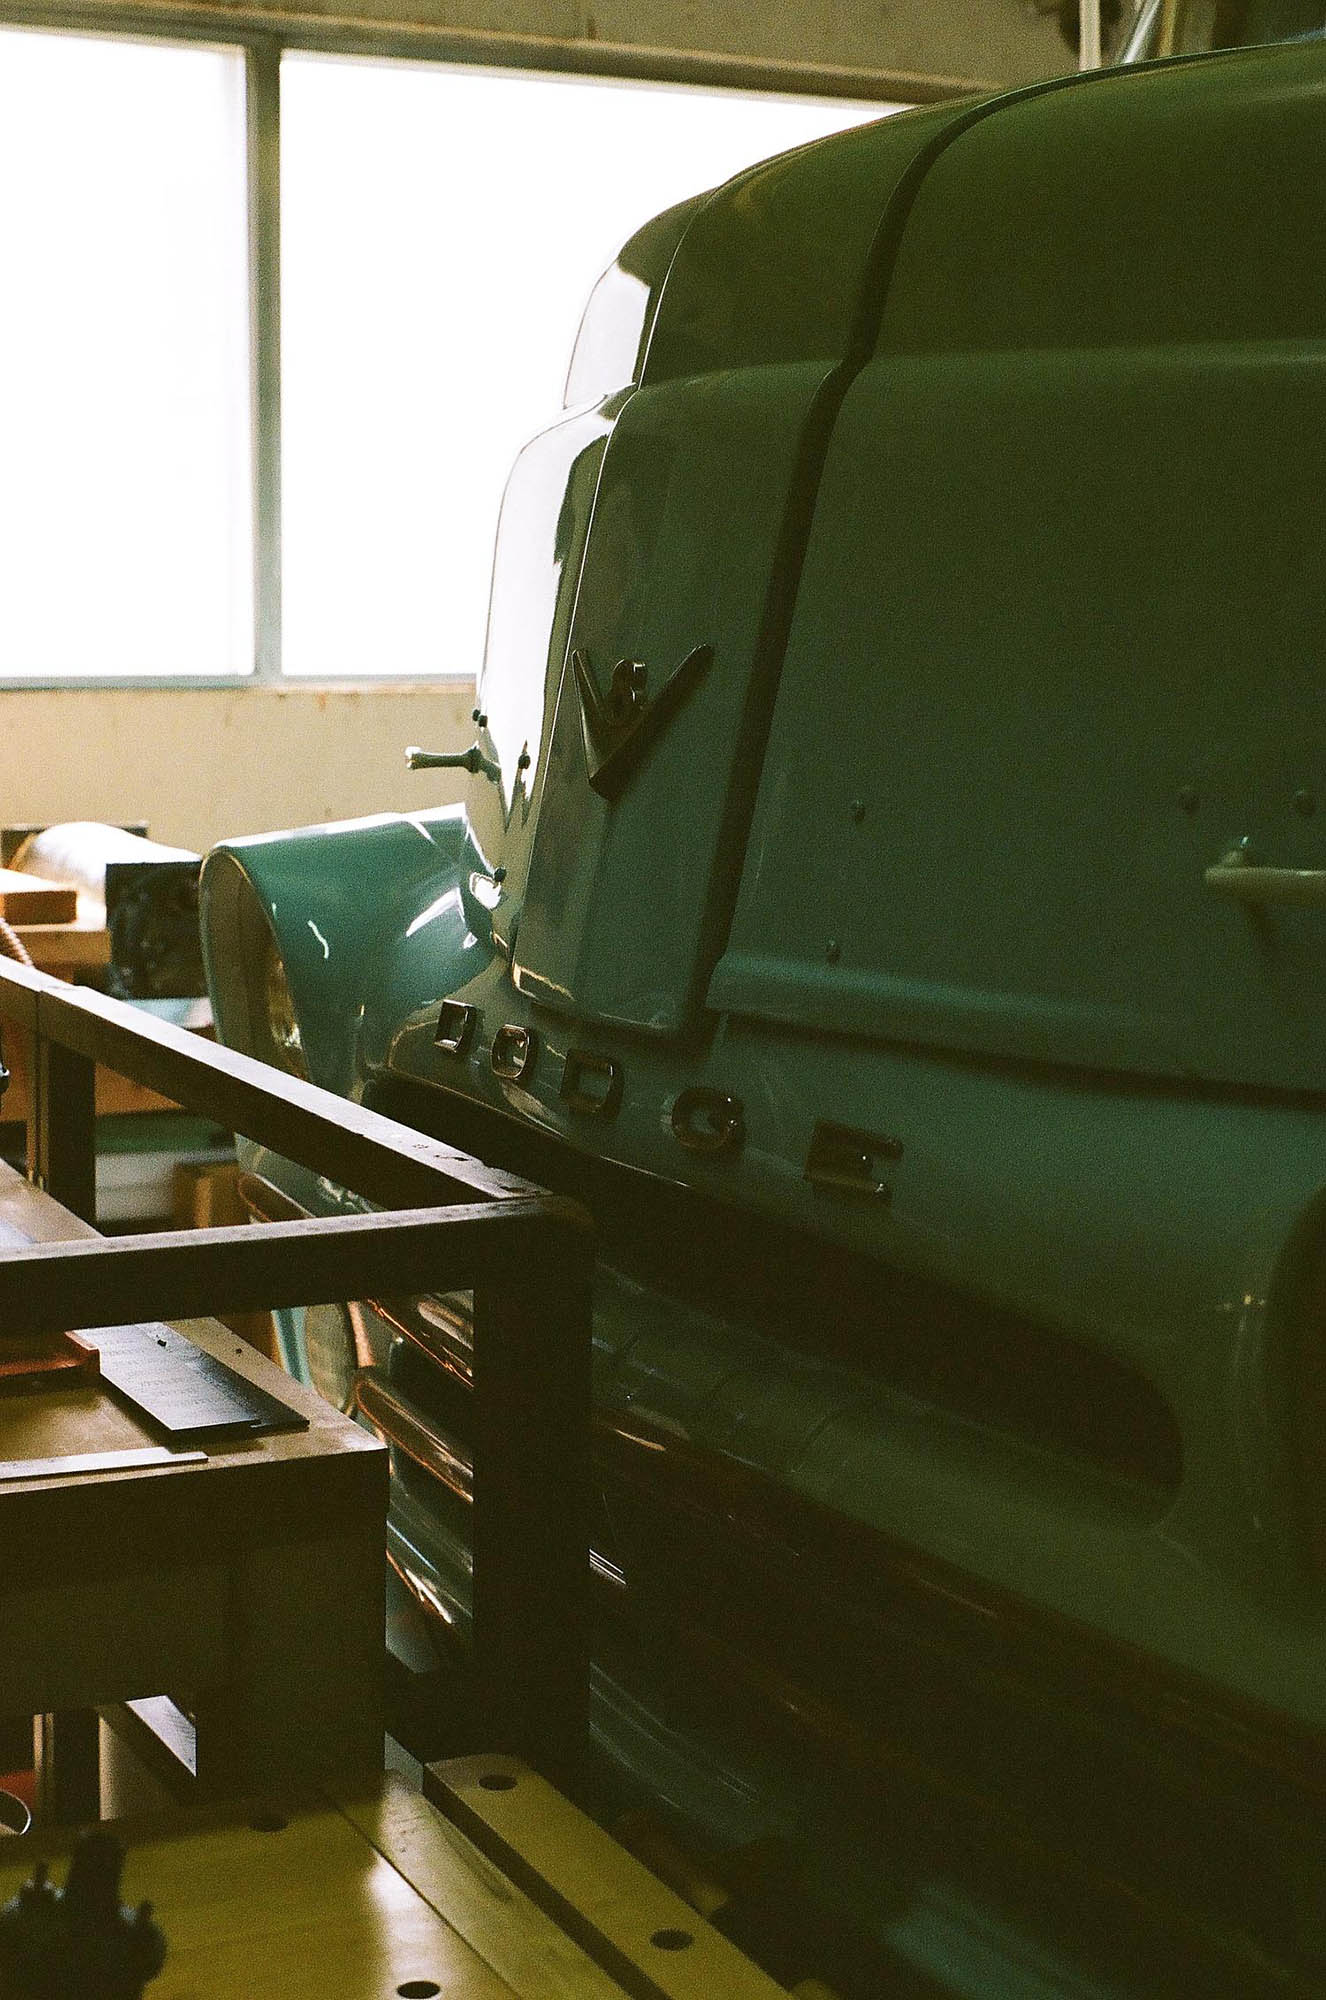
top-left (0, 1159), bottom-right (387, 1789)
top-left (0, 1775), bottom-right (634, 2000)
top-left (0, 1156), bottom-right (375, 1507)
top-left (429, 1757), bottom-right (788, 2000)
top-left (0, 1154), bottom-right (380, 1539)
top-left (0, 870), bottom-right (77, 928)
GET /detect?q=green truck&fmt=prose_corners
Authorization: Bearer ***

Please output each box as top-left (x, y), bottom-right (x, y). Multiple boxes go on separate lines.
top-left (202, 23), bottom-right (1326, 1994)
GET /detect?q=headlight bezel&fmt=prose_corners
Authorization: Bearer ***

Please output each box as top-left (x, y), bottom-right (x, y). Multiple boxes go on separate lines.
top-left (200, 850), bottom-right (310, 1081)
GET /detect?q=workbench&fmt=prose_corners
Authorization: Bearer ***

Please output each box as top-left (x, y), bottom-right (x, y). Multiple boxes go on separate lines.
top-left (0, 1162), bottom-right (387, 1811)
top-left (0, 950), bottom-right (595, 1800)
top-left (0, 1766), bottom-right (787, 2000)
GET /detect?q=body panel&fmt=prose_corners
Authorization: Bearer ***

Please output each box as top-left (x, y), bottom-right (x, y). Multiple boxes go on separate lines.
top-left (512, 102), bottom-right (976, 1036)
top-left (716, 45), bottom-right (1326, 1085)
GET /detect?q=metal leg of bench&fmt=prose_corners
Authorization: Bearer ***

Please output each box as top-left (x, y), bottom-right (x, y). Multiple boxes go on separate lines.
top-left (471, 1247), bottom-right (593, 1791)
top-left (26, 1035), bottom-right (100, 1822)
top-left (33, 1709), bottom-right (101, 1825)
top-left (31, 1039), bottom-right (96, 1226)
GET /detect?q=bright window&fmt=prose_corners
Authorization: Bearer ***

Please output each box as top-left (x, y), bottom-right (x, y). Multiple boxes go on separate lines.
top-left (0, 29), bottom-right (251, 677)
top-left (279, 59), bottom-right (894, 678)
top-left (0, 29), bottom-right (895, 683)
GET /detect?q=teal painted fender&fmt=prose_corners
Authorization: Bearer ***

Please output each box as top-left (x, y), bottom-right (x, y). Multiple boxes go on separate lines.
top-left (199, 805), bottom-right (495, 1097)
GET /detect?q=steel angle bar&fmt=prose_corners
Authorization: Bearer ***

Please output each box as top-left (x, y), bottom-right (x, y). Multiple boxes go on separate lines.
top-left (0, 958), bottom-right (535, 1208)
top-left (41, 978), bottom-right (528, 1208)
top-left (0, 1198), bottom-right (588, 1337)
top-left (33, 1040), bottom-right (95, 1222)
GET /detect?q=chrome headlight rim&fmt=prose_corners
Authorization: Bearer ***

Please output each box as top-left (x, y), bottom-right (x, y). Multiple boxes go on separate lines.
top-left (200, 850), bottom-right (310, 1081)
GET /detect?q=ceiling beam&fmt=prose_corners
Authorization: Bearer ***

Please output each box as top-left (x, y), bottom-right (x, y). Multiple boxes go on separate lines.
top-left (2, 0), bottom-right (1073, 100)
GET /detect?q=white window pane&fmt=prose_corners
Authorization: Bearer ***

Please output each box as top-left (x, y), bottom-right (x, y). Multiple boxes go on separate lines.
top-left (280, 59), bottom-right (897, 679)
top-left (0, 30), bottom-right (251, 678)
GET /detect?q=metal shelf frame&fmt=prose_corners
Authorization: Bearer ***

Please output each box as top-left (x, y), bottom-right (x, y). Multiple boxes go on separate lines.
top-left (0, 955), bottom-right (594, 1782)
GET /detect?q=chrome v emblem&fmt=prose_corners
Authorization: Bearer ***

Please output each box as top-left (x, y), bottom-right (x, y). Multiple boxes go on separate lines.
top-left (569, 644), bottom-right (714, 801)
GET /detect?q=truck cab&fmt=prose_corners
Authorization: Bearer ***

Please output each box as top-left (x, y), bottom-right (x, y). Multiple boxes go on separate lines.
top-left (202, 37), bottom-right (1326, 1993)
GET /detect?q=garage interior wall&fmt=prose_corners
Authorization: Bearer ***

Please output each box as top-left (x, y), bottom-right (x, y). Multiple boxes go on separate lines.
top-left (2, 1), bottom-right (1068, 857)
top-left (4, 685), bottom-right (475, 850)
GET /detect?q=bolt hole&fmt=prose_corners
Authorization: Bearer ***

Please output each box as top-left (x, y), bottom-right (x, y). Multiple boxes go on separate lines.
top-left (478, 1772), bottom-right (518, 1791)
top-left (248, 1809), bottom-right (287, 1834)
top-left (650, 1929), bottom-right (693, 1952)
top-left (397, 1983), bottom-right (441, 1997)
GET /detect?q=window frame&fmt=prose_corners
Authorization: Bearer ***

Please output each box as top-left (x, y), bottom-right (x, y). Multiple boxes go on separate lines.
top-left (0, 7), bottom-right (903, 691)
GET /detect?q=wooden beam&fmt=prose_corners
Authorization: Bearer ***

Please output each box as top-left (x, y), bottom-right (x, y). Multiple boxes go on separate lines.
top-left (0, 871), bottom-right (77, 927)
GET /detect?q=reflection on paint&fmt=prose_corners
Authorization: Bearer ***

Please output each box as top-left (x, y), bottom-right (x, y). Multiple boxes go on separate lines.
top-left (405, 885), bottom-right (463, 939)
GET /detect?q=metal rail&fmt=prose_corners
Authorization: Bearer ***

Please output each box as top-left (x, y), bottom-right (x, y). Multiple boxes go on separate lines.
top-left (0, 955), bottom-right (594, 1784)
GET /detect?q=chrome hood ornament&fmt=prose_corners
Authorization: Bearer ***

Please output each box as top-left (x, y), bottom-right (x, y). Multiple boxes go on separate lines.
top-left (570, 643), bottom-right (714, 801)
